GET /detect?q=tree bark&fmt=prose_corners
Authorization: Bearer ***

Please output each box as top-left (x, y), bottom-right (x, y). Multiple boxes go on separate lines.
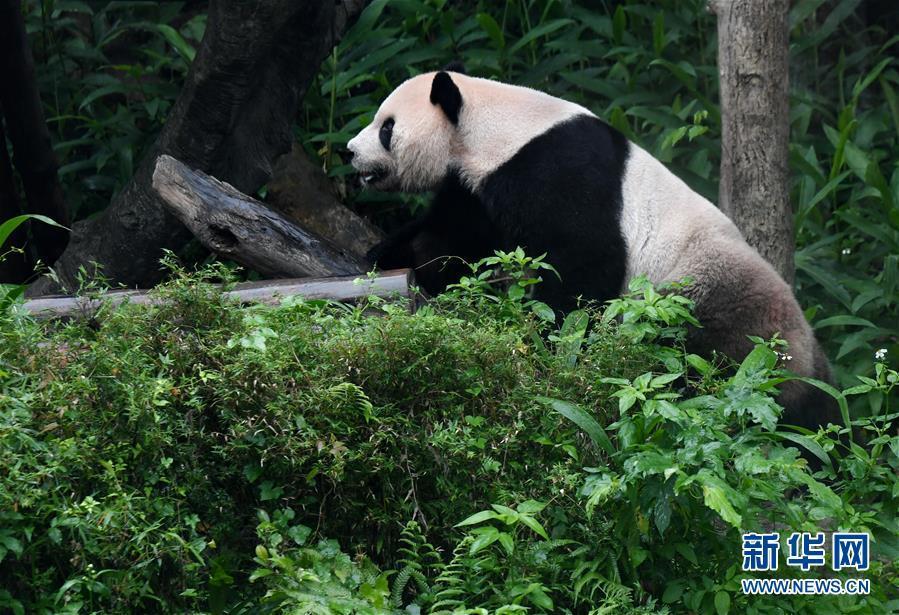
top-left (0, 115), bottom-right (32, 282)
top-left (0, 0), bottom-right (71, 268)
top-left (711, 0), bottom-right (794, 284)
top-left (29, 0), bottom-right (369, 296)
top-left (267, 143), bottom-right (383, 258)
top-left (152, 155), bottom-right (368, 278)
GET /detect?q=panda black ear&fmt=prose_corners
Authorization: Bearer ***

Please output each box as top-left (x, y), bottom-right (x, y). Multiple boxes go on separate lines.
top-left (441, 60), bottom-right (466, 75)
top-left (430, 71), bottom-right (463, 125)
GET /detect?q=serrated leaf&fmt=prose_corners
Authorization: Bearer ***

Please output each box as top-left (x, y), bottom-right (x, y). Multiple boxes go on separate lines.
top-left (699, 476), bottom-right (742, 528)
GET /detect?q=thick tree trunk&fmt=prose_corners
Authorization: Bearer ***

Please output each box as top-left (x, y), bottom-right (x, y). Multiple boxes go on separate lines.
top-left (29, 0), bottom-right (368, 296)
top-left (711, 0), bottom-right (793, 284)
top-left (152, 155), bottom-right (368, 278)
top-left (0, 115), bottom-right (32, 283)
top-left (0, 0), bottom-right (71, 268)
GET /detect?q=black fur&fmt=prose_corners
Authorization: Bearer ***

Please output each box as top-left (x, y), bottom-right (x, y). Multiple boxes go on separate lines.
top-left (379, 118), bottom-right (394, 151)
top-left (430, 72), bottom-right (463, 125)
top-left (441, 60), bottom-right (467, 74)
top-left (367, 173), bottom-right (497, 296)
top-left (479, 114), bottom-right (630, 311)
top-left (368, 115), bottom-right (629, 309)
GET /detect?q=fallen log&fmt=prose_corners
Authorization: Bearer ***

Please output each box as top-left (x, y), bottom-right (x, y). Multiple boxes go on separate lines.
top-left (21, 269), bottom-right (415, 320)
top-left (152, 155), bottom-right (368, 278)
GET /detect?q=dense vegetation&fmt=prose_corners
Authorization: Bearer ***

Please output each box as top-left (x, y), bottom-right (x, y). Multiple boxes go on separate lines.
top-left (2, 0), bottom-right (898, 613)
top-left (1, 257), bottom-right (897, 613)
top-left (24, 0), bottom-right (899, 402)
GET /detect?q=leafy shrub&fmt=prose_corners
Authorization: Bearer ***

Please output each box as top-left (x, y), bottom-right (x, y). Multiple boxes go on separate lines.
top-left (23, 0), bottom-right (899, 400)
top-left (1, 257), bottom-right (897, 613)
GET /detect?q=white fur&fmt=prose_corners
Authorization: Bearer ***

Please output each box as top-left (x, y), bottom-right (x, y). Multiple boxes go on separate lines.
top-left (450, 74), bottom-right (590, 188)
top-left (347, 72), bottom-right (590, 192)
top-left (619, 145), bottom-right (743, 287)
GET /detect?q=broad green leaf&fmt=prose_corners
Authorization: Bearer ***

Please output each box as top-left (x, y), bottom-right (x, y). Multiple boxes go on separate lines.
top-left (714, 590), bottom-right (731, 615)
top-left (517, 515), bottom-right (549, 540)
top-left (156, 24), bottom-right (196, 62)
top-left (698, 475), bottom-right (742, 528)
top-left (0, 215), bottom-right (67, 249)
top-left (455, 510), bottom-right (501, 527)
top-left (476, 13), bottom-right (504, 49)
top-left (538, 397), bottom-right (614, 456)
top-left (813, 315), bottom-right (878, 329)
top-left (497, 532), bottom-right (514, 556)
top-left (516, 500), bottom-right (547, 515)
top-left (509, 19), bottom-right (574, 55)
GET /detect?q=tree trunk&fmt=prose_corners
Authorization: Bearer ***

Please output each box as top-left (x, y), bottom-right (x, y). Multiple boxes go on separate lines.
top-left (29, 0), bottom-right (369, 296)
top-left (0, 0), bottom-right (71, 268)
top-left (711, 0), bottom-right (793, 284)
top-left (0, 115), bottom-right (32, 283)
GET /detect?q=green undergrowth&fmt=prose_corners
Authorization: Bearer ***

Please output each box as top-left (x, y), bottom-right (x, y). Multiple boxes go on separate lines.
top-left (1, 258), bottom-right (897, 614)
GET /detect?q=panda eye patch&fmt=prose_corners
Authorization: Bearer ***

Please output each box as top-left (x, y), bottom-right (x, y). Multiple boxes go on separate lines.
top-left (379, 118), bottom-right (394, 151)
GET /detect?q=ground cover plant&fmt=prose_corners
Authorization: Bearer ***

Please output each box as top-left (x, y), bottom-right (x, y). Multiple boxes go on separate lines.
top-left (1, 257), bottom-right (897, 613)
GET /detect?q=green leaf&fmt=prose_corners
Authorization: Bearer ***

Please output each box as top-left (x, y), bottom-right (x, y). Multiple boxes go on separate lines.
top-left (784, 375), bottom-right (851, 431)
top-left (78, 83), bottom-right (128, 110)
top-left (508, 19), bottom-right (574, 55)
top-left (813, 315), bottom-right (877, 329)
top-left (0, 215), bottom-right (67, 250)
top-left (714, 590), bottom-right (731, 615)
top-left (517, 515), bottom-right (549, 540)
top-left (497, 532), bottom-right (514, 556)
top-left (734, 345), bottom-right (776, 382)
top-left (248, 568), bottom-right (273, 582)
top-left (454, 510), bottom-right (501, 527)
top-left (516, 500), bottom-right (547, 515)
top-left (156, 24), bottom-right (196, 62)
top-left (652, 12), bottom-right (665, 56)
top-left (469, 527), bottom-right (500, 554)
top-left (662, 581), bottom-right (683, 603)
top-left (686, 354), bottom-right (711, 376)
top-left (557, 309), bottom-right (588, 366)
top-left (650, 372), bottom-right (682, 388)
top-left (698, 476), bottom-right (742, 528)
top-left (774, 432), bottom-right (832, 470)
top-left (538, 397), bottom-right (614, 456)
top-left (476, 13), bottom-right (504, 49)
top-left (530, 301), bottom-right (556, 323)
top-left (612, 5), bottom-right (626, 44)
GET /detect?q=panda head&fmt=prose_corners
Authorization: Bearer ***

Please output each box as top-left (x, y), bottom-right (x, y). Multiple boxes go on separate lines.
top-left (347, 70), bottom-right (464, 192)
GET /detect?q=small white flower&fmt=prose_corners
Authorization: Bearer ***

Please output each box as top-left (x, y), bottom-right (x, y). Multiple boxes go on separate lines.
top-left (875, 348), bottom-right (888, 361)
top-left (841, 248), bottom-right (851, 256)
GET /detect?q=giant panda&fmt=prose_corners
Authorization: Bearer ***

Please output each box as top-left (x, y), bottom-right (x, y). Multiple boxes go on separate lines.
top-left (347, 68), bottom-right (839, 431)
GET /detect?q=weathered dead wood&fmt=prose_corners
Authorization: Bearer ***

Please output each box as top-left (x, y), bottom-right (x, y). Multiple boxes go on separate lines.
top-left (21, 269), bottom-right (414, 319)
top-left (152, 155), bottom-right (368, 278)
top-left (267, 142), bottom-right (383, 257)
